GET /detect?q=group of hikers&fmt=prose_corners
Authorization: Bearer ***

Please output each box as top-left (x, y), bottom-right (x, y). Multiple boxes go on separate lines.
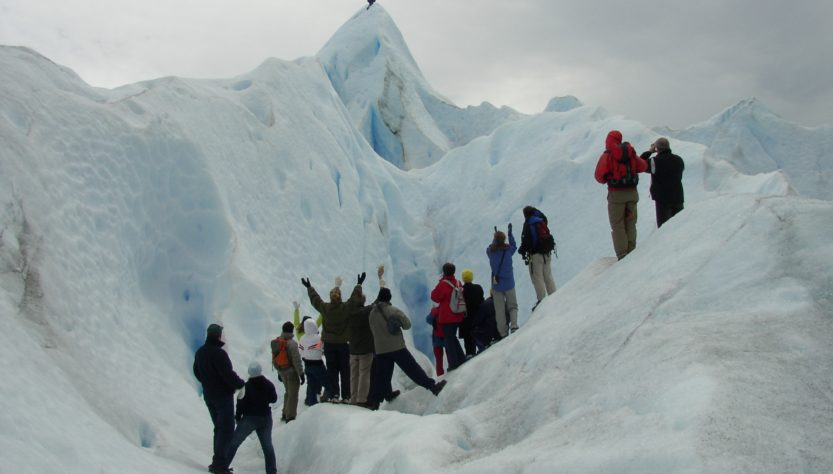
top-left (192, 131), bottom-right (684, 473)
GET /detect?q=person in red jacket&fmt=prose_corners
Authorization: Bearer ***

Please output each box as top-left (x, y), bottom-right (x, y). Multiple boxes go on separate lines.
top-left (594, 130), bottom-right (649, 260)
top-left (430, 263), bottom-right (467, 371)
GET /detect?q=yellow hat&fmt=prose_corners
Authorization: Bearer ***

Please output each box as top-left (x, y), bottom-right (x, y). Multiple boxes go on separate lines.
top-left (461, 269), bottom-right (474, 283)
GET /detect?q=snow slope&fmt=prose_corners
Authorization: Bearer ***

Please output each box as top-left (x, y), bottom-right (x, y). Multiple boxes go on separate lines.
top-left (1, 5), bottom-right (831, 473)
top-left (659, 98), bottom-right (833, 201)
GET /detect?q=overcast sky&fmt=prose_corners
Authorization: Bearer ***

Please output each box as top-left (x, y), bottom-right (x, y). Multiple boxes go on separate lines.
top-left (1, 0), bottom-right (831, 129)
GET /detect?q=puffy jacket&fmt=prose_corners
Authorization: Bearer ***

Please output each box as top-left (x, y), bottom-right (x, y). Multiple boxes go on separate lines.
top-left (298, 319), bottom-right (325, 362)
top-left (235, 375), bottom-right (278, 419)
top-left (487, 231), bottom-right (517, 292)
top-left (369, 302), bottom-right (411, 354)
top-left (430, 276), bottom-right (465, 324)
top-left (642, 149), bottom-right (685, 204)
top-left (193, 337), bottom-right (245, 400)
top-left (594, 130), bottom-right (648, 189)
top-left (308, 284), bottom-right (364, 344)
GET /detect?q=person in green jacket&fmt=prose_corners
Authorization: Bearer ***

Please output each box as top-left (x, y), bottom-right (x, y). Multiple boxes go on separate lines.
top-left (292, 301), bottom-right (322, 340)
top-left (301, 273), bottom-right (366, 402)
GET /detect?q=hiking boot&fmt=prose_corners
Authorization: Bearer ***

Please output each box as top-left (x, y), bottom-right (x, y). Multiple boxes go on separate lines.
top-left (509, 325), bottom-right (519, 334)
top-left (431, 379), bottom-right (447, 396)
top-left (384, 390), bottom-right (400, 402)
top-left (208, 466), bottom-right (233, 474)
top-left (360, 401), bottom-right (379, 411)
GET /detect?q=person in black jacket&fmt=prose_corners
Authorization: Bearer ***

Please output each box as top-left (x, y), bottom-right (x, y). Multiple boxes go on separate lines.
top-left (227, 362), bottom-right (278, 474)
top-left (193, 324), bottom-right (245, 474)
top-left (641, 137), bottom-right (685, 227)
top-left (460, 269), bottom-right (484, 355)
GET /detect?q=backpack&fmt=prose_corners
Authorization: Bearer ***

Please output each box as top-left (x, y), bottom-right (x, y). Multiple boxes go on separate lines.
top-left (443, 280), bottom-right (467, 316)
top-left (271, 337), bottom-right (291, 370)
top-left (533, 220), bottom-right (556, 254)
top-left (605, 143), bottom-right (639, 188)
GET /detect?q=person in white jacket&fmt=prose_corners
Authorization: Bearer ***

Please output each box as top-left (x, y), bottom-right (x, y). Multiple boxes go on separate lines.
top-left (298, 318), bottom-right (332, 405)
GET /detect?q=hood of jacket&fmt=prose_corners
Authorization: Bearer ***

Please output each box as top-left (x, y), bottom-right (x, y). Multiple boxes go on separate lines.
top-left (303, 318), bottom-right (319, 336)
top-left (605, 130), bottom-right (623, 150)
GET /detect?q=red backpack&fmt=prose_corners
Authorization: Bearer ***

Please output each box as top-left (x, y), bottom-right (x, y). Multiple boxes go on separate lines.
top-left (605, 143), bottom-right (639, 187)
top-left (271, 337), bottom-right (291, 370)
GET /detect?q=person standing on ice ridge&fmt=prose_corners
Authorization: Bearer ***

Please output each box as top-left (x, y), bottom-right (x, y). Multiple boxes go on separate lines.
top-left (430, 262), bottom-right (467, 370)
top-left (518, 206), bottom-right (557, 310)
top-left (271, 321), bottom-right (304, 422)
top-left (193, 323), bottom-right (245, 474)
top-left (226, 361), bottom-right (278, 474)
top-left (302, 273), bottom-right (366, 402)
top-left (487, 226), bottom-right (520, 336)
top-left (594, 130), bottom-right (649, 260)
top-left (365, 287), bottom-right (447, 410)
top-left (641, 137), bottom-right (685, 228)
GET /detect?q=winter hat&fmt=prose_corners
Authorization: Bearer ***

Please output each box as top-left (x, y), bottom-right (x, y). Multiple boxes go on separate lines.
top-left (248, 361), bottom-right (262, 377)
top-left (654, 137), bottom-right (670, 151)
top-left (301, 315), bottom-right (313, 325)
top-left (461, 269), bottom-right (474, 283)
top-left (282, 321), bottom-right (294, 334)
top-left (377, 287), bottom-right (392, 302)
top-left (206, 323), bottom-right (223, 338)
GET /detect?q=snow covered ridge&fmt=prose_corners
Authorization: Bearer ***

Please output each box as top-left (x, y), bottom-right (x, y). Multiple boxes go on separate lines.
top-left (1, 4), bottom-right (833, 472)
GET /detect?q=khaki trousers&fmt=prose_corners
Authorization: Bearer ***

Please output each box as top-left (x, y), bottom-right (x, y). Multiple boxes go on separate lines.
top-left (349, 353), bottom-right (374, 404)
top-left (607, 188), bottom-right (639, 259)
top-left (528, 253), bottom-right (556, 302)
top-left (279, 367), bottom-right (300, 420)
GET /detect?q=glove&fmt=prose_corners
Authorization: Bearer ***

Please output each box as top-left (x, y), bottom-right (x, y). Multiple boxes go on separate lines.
top-left (494, 226), bottom-right (498, 233)
top-left (507, 223), bottom-right (512, 233)
top-left (300, 374), bottom-right (306, 385)
top-left (277, 373), bottom-right (283, 382)
top-left (357, 272), bottom-right (366, 285)
top-left (301, 278), bottom-right (311, 288)
top-left (292, 300), bottom-right (299, 310)
top-left (377, 264), bottom-right (385, 279)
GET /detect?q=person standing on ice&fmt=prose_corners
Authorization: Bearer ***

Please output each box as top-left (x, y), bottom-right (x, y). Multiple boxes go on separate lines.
top-left (302, 273), bottom-right (366, 402)
top-left (365, 287), bottom-right (447, 410)
top-left (640, 137), bottom-right (685, 228)
top-left (594, 130), bottom-right (649, 260)
top-left (347, 265), bottom-right (385, 405)
top-left (518, 206), bottom-right (557, 309)
top-left (192, 323), bottom-right (245, 474)
top-left (460, 268), bottom-right (484, 355)
top-left (487, 226), bottom-right (520, 337)
top-left (271, 321), bottom-right (304, 422)
top-left (226, 362), bottom-right (278, 474)
top-left (426, 305), bottom-right (445, 375)
top-left (298, 317), bottom-right (332, 405)
top-left (430, 262), bottom-right (467, 370)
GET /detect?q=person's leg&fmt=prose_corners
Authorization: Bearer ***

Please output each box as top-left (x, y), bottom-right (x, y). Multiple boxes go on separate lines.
top-left (281, 368), bottom-right (300, 420)
top-left (655, 200), bottom-right (666, 228)
top-left (505, 288), bottom-right (519, 331)
top-left (529, 253), bottom-right (547, 302)
top-left (433, 345), bottom-right (445, 376)
top-left (349, 354), bottom-right (360, 403)
top-left (391, 348), bottom-right (435, 390)
top-left (624, 189), bottom-right (639, 255)
top-left (207, 396), bottom-right (235, 469)
top-left (253, 416), bottom-right (277, 474)
top-left (542, 253), bottom-right (557, 295)
top-left (304, 365), bottom-right (319, 406)
top-left (323, 344), bottom-right (341, 401)
top-left (368, 354), bottom-right (394, 405)
top-left (607, 190), bottom-right (629, 259)
top-left (338, 344), bottom-right (351, 400)
top-left (226, 415), bottom-right (256, 468)
top-left (442, 322), bottom-right (465, 369)
top-left (312, 364), bottom-right (332, 401)
top-left (356, 353), bottom-right (373, 404)
top-left (493, 292), bottom-right (508, 337)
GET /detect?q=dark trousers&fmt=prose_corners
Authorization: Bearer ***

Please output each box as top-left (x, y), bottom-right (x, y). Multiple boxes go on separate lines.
top-left (324, 342), bottom-right (350, 400)
top-left (368, 349), bottom-right (435, 403)
top-left (226, 415), bottom-right (276, 474)
top-left (442, 322), bottom-right (465, 370)
top-left (656, 201), bottom-right (684, 227)
top-left (459, 318), bottom-right (476, 356)
top-left (304, 362), bottom-right (330, 406)
top-left (204, 396), bottom-right (235, 469)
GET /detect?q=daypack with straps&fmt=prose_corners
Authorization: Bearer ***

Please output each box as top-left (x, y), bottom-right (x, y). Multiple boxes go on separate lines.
top-left (271, 337), bottom-right (291, 370)
top-left (443, 279), bottom-right (467, 316)
top-left (533, 220), bottom-right (555, 254)
top-left (605, 143), bottom-right (639, 188)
